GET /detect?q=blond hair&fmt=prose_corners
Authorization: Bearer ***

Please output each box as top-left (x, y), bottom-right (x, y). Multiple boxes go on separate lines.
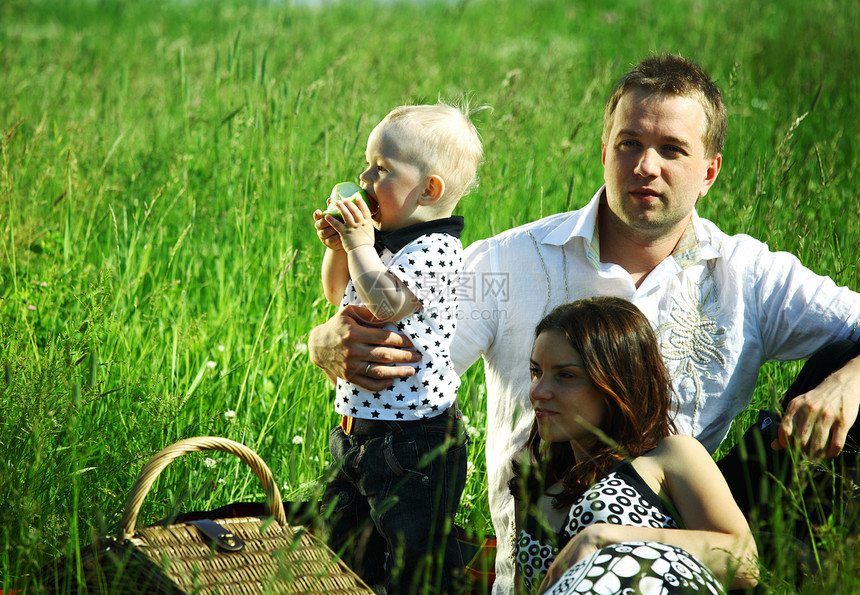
top-left (379, 102), bottom-right (484, 207)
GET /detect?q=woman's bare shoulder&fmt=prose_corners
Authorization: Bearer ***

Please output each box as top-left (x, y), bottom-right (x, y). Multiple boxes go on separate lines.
top-left (638, 434), bottom-right (714, 476)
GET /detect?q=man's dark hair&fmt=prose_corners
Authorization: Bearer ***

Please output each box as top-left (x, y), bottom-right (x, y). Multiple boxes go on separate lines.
top-left (602, 53), bottom-right (727, 158)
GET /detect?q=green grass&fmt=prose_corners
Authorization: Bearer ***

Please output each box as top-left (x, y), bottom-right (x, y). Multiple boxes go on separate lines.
top-left (1, 0), bottom-right (858, 591)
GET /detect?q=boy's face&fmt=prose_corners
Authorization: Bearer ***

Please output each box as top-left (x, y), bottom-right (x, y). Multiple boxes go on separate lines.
top-left (360, 123), bottom-right (428, 231)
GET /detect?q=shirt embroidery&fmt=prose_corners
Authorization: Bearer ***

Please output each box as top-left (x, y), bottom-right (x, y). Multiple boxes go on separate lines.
top-left (587, 227), bottom-right (600, 269)
top-left (525, 230), bottom-right (569, 318)
top-left (655, 261), bottom-right (727, 430)
top-left (671, 220), bottom-right (701, 269)
top-left (508, 516), bottom-right (518, 563)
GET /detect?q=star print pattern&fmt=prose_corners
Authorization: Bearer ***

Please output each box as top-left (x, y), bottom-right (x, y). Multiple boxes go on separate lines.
top-left (336, 233), bottom-right (461, 421)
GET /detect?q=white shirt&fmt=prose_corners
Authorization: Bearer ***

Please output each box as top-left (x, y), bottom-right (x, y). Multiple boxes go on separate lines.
top-left (337, 231), bottom-right (462, 421)
top-left (451, 187), bottom-right (860, 594)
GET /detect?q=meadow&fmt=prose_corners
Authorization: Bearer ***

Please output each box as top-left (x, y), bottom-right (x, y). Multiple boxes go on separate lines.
top-left (1, 0), bottom-right (858, 591)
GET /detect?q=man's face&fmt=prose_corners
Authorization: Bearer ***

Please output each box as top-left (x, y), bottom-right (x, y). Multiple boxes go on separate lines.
top-left (601, 88), bottom-right (721, 244)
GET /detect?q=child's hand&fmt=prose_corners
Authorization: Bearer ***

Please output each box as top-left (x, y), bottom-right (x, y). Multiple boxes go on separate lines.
top-left (313, 208), bottom-right (343, 251)
top-left (324, 196), bottom-right (375, 253)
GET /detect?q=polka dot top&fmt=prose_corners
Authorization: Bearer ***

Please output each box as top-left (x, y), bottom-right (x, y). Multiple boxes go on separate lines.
top-left (515, 461), bottom-right (679, 591)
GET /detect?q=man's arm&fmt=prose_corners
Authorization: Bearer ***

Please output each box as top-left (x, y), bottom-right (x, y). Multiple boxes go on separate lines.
top-left (308, 305), bottom-right (420, 391)
top-left (773, 352), bottom-right (860, 458)
top-left (749, 245), bottom-right (860, 458)
top-left (450, 237), bottom-right (500, 374)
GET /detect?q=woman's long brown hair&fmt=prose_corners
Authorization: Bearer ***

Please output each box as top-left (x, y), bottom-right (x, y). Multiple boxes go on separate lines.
top-left (510, 296), bottom-right (677, 508)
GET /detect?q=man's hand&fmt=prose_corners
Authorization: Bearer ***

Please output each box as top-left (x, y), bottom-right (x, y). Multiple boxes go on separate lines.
top-left (307, 305), bottom-right (420, 391)
top-left (773, 355), bottom-right (860, 458)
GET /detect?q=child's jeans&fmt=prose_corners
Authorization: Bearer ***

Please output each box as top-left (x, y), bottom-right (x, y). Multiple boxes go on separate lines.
top-left (321, 408), bottom-right (468, 594)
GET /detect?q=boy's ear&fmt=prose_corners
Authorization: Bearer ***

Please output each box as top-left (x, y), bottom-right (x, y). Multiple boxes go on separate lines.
top-left (418, 175), bottom-right (445, 205)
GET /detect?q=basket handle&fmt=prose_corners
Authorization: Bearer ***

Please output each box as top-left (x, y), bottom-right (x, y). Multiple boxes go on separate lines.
top-left (119, 436), bottom-right (287, 540)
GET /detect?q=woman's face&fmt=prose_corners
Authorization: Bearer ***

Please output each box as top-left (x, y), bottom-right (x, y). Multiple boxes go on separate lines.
top-left (529, 330), bottom-right (608, 454)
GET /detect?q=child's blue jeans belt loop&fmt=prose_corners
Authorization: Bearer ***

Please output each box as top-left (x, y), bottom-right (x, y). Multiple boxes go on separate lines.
top-left (340, 406), bottom-right (459, 436)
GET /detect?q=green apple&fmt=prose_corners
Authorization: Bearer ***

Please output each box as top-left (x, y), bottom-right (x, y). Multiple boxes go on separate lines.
top-left (323, 182), bottom-right (367, 218)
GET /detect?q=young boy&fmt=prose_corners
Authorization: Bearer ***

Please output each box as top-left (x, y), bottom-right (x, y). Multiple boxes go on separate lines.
top-left (312, 102), bottom-right (484, 593)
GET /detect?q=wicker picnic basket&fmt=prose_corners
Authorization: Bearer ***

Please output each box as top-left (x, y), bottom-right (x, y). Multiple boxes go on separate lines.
top-left (43, 436), bottom-right (372, 594)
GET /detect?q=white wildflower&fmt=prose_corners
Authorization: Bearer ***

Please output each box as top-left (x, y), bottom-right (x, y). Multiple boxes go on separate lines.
top-left (217, 345), bottom-right (225, 352)
top-left (295, 342), bottom-right (308, 354)
top-left (203, 457), bottom-right (217, 468)
top-left (206, 360), bottom-right (217, 369)
top-left (467, 425), bottom-right (481, 440)
top-left (292, 435), bottom-right (304, 445)
top-left (224, 410), bottom-right (236, 422)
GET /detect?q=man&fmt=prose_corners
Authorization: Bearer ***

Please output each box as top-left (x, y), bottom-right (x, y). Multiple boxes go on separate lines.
top-left (309, 54), bottom-right (860, 593)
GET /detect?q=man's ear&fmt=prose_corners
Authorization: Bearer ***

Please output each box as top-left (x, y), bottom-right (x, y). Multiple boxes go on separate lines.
top-left (698, 153), bottom-right (722, 198)
top-left (419, 175), bottom-right (445, 205)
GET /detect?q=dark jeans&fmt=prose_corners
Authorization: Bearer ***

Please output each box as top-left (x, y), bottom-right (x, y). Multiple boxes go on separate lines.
top-left (321, 411), bottom-right (468, 594)
top-left (717, 340), bottom-right (860, 532)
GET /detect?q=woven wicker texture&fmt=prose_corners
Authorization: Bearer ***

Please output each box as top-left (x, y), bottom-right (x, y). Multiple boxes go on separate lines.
top-left (131, 519), bottom-right (369, 593)
top-left (114, 436), bottom-right (372, 594)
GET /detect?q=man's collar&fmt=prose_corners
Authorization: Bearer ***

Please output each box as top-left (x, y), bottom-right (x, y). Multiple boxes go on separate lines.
top-left (539, 185), bottom-right (720, 269)
top-left (540, 187), bottom-right (603, 270)
top-left (672, 216), bottom-right (707, 268)
top-left (541, 187), bottom-right (603, 248)
top-left (374, 216), bottom-right (464, 254)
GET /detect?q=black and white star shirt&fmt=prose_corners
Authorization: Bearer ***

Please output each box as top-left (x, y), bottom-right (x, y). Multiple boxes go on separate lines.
top-left (335, 217), bottom-right (464, 421)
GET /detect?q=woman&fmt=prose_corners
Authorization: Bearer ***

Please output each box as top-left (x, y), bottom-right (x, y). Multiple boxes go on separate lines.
top-left (510, 297), bottom-right (758, 594)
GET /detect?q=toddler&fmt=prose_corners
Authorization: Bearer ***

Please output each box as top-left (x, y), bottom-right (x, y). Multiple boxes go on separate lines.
top-left (312, 102), bottom-right (484, 594)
